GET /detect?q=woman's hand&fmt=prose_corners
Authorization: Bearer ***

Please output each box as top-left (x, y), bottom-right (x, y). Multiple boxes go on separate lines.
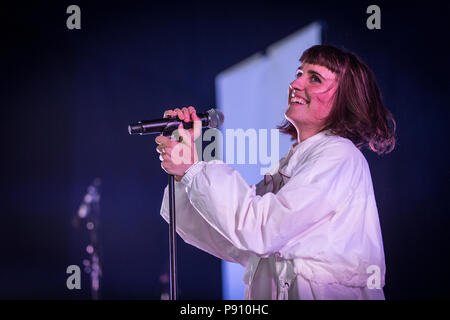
top-left (155, 106), bottom-right (201, 181)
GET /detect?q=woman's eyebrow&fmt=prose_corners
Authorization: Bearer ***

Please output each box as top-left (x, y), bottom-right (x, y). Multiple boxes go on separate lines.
top-left (308, 70), bottom-right (325, 79)
top-left (297, 66), bottom-right (325, 79)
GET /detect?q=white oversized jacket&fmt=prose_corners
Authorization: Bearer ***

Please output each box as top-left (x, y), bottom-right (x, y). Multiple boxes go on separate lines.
top-left (160, 130), bottom-right (386, 300)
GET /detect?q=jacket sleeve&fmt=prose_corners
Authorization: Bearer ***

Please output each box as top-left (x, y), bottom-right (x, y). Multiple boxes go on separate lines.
top-left (160, 180), bottom-right (251, 266)
top-left (180, 142), bottom-right (361, 257)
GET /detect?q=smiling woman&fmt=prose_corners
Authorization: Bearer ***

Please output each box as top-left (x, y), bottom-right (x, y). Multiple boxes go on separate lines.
top-left (157, 44), bottom-right (396, 300)
top-left (285, 63), bottom-right (339, 142)
top-left (279, 45), bottom-right (396, 154)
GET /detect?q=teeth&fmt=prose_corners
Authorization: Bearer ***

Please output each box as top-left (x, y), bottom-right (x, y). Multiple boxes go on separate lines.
top-left (291, 96), bottom-right (308, 105)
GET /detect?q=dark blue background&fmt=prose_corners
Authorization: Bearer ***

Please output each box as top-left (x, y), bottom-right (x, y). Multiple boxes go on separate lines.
top-left (1, 0), bottom-right (449, 299)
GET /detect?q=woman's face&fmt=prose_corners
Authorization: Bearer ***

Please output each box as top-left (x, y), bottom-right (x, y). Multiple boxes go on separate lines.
top-left (286, 63), bottom-right (338, 137)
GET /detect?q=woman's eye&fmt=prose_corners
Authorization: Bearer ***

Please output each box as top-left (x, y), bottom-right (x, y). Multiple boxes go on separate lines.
top-left (311, 75), bottom-right (321, 83)
top-left (296, 71), bottom-right (303, 78)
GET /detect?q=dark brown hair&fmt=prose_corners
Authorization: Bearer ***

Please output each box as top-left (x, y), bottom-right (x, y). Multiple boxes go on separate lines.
top-left (278, 45), bottom-right (396, 155)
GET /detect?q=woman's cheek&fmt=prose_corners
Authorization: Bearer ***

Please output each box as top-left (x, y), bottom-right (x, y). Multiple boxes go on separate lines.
top-left (312, 105), bottom-right (329, 120)
top-left (311, 96), bottom-right (333, 119)
top-left (317, 89), bottom-right (336, 116)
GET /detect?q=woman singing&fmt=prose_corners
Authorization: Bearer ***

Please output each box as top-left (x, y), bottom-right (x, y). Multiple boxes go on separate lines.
top-left (155, 45), bottom-right (396, 300)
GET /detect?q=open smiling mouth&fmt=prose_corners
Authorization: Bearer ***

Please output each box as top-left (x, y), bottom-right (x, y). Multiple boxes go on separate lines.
top-left (290, 96), bottom-right (309, 105)
top-left (289, 86), bottom-right (310, 106)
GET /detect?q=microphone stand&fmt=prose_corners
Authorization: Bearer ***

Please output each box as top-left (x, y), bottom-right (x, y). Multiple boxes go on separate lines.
top-left (168, 174), bottom-right (177, 300)
top-left (162, 125), bottom-right (179, 300)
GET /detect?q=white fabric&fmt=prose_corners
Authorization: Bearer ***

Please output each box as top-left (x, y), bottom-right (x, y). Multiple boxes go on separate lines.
top-left (160, 130), bottom-right (386, 300)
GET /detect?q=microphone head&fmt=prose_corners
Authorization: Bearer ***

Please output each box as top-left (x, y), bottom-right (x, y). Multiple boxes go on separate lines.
top-left (206, 108), bottom-right (225, 129)
top-left (128, 123), bottom-right (143, 135)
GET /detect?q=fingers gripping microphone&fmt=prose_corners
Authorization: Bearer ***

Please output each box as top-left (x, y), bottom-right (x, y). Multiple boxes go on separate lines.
top-left (128, 108), bottom-right (224, 136)
top-left (129, 109), bottom-right (223, 301)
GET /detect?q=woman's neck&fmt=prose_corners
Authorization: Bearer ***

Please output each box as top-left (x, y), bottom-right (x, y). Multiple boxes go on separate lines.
top-left (296, 127), bottom-right (321, 143)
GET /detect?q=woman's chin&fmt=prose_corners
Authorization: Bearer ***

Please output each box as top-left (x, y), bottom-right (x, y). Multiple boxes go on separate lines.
top-left (285, 107), bottom-right (300, 121)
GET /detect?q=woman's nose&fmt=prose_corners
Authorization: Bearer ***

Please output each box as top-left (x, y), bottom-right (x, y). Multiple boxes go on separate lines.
top-left (290, 77), bottom-right (305, 91)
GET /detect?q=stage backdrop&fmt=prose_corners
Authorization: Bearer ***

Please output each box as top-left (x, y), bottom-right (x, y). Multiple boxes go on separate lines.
top-left (215, 22), bottom-right (322, 300)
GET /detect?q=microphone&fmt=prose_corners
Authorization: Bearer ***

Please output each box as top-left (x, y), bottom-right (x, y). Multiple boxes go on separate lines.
top-left (128, 108), bottom-right (224, 136)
